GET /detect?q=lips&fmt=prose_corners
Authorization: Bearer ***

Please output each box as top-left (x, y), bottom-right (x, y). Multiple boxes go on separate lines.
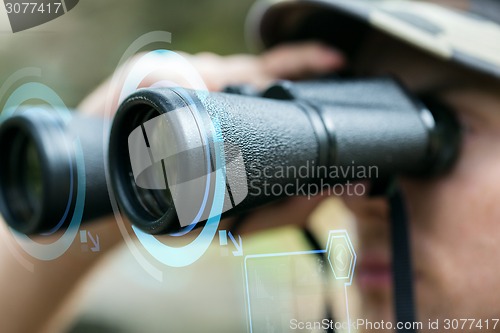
top-left (356, 252), bottom-right (393, 291)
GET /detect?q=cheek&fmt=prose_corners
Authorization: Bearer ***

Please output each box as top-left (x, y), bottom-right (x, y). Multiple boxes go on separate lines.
top-left (403, 134), bottom-right (500, 315)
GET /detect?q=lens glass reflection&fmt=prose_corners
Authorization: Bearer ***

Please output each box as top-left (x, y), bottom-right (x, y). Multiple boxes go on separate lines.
top-left (129, 109), bottom-right (174, 220)
top-left (126, 104), bottom-right (209, 229)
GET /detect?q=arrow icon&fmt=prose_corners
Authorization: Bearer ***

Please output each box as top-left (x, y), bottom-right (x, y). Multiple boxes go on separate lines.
top-left (333, 244), bottom-right (348, 270)
top-left (227, 231), bottom-right (243, 256)
top-left (80, 230), bottom-right (100, 252)
top-left (87, 232), bottom-right (100, 252)
top-left (336, 253), bottom-right (344, 267)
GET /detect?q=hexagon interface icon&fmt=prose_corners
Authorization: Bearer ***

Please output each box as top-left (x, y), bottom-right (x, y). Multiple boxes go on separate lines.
top-left (327, 230), bottom-right (356, 284)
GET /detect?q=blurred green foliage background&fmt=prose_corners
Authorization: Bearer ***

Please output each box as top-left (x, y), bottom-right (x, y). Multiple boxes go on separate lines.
top-left (0, 0), bottom-right (255, 107)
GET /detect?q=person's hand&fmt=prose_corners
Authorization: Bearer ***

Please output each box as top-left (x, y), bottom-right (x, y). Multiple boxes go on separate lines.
top-left (78, 42), bottom-right (345, 115)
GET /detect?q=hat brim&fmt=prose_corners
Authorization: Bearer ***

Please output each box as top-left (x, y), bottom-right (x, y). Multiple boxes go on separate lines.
top-left (247, 0), bottom-right (500, 79)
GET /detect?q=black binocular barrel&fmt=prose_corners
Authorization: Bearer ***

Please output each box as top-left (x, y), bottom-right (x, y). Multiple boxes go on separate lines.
top-left (108, 79), bottom-right (460, 234)
top-left (0, 109), bottom-right (111, 234)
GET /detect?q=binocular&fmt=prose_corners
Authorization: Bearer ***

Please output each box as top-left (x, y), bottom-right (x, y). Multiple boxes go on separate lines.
top-left (0, 78), bottom-right (460, 235)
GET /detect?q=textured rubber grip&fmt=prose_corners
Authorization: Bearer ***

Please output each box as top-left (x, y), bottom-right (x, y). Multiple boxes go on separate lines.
top-left (198, 91), bottom-right (322, 212)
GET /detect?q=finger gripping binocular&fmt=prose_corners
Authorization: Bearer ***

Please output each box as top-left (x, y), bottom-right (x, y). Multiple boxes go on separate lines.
top-left (0, 78), bottom-right (460, 235)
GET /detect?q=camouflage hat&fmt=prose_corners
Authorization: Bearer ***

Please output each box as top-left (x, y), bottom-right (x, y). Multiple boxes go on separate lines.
top-left (247, 0), bottom-right (500, 79)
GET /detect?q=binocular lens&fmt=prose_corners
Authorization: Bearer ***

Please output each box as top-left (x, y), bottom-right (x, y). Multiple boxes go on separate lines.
top-left (3, 132), bottom-right (43, 225)
top-left (24, 140), bottom-right (43, 206)
top-left (0, 109), bottom-right (112, 234)
top-left (110, 94), bottom-right (211, 235)
top-left (128, 108), bottom-right (175, 220)
top-left (0, 111), bottom-right (71, 234)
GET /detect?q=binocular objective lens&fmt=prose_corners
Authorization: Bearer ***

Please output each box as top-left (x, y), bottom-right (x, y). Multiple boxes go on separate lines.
top-left (23, 140), bottom-right (43, 208)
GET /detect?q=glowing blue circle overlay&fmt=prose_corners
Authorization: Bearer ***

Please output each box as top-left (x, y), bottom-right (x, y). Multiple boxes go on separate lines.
top-left (120, 50), bottom-right (225, 267)
top-left (0, 82), bottom-right (86, 261)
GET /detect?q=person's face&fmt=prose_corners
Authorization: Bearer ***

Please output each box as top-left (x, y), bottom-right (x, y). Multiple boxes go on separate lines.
top-left (344, 32), bottom-right (500, 331)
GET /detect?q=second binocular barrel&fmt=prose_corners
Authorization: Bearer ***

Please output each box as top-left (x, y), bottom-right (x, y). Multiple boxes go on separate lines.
top-left (0, 108), bottom-right (111, 234)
